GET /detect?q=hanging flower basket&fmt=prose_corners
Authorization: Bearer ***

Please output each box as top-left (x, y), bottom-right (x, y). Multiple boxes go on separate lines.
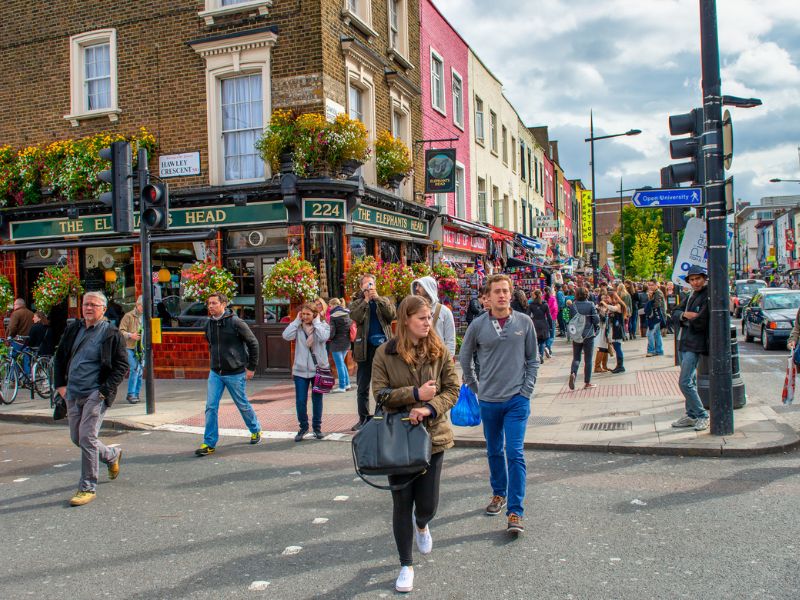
top-left (0, 274), bottom-right (13, 314)
top-left (432, 263), bottom-right (459, 301)
top-left (181, 261), bottom-right (238, 302)
top-left (33, 266), bottom-right (84, 315)
top-left (375, 131), bottom-right (413, 188)
top-left (262, 256), bottom-right (319, 303)
top-left (344, 255), bottom-right (380, 297)
top-left (379, 262), bottom-right (415, 299)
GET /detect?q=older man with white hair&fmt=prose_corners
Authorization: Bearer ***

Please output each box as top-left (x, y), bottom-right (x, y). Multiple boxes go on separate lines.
top-left (54, 291), bottom-right (129, 507)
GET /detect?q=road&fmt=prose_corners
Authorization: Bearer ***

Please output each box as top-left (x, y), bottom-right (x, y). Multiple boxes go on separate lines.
top-left (2, 420), bottom-right (800, 600)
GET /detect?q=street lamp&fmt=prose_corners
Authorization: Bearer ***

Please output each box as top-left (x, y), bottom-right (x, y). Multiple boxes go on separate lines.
top-left (770, 178), bottom-right (800, 183)
top-left (585, 111), bottom-right (641, 284)
top-left (615, 179), bottom-right (653, 279)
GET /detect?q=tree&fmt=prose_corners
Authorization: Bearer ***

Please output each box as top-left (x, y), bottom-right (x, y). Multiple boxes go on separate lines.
top-left (610, 205), bottom-right (672, 278)
top-left (629, 229), bottom-right (670, 279)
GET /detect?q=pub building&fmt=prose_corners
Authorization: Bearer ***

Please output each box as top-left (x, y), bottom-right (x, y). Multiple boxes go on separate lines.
top-left (0, 180), bottom-right (436, 379)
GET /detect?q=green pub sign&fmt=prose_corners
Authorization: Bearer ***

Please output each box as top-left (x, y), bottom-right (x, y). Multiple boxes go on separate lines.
top-left (303, 198), bottom-right (347, 222)
top-left (353, 205), bottom-right (428, 237)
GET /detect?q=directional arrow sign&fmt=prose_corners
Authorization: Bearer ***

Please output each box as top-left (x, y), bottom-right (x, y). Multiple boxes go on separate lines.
top-left (631, 187), bottom-right (703, 208)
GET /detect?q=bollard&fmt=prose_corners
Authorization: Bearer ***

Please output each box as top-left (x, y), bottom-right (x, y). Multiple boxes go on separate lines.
top-left (698, 324), bottom-right (746, 410)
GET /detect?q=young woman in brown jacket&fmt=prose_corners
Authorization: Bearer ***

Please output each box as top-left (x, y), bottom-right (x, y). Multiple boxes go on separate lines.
top-left (370, 295), bottom-right (460, 593)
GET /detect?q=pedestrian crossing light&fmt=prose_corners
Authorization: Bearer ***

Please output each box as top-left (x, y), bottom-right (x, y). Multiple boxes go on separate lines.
top-left (98, 141), bottom-right (134, 234)
top-left (141, 182), bottom-right (170, 231)
top-left (668, 108), bottom-right (704, 186)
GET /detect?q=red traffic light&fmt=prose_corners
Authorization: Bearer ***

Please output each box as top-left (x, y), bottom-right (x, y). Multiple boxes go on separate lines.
top-left (141, 183), bottom-right (165, 205)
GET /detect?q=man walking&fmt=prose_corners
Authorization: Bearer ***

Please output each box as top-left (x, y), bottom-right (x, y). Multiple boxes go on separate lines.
top-left (645, 279), bottom-right (666, 356)
top-left (671, 266), bottom-right (710, 431)
top-left (460, 274), bottom-right (539, 535)
top-left (195, 292), bottom-right (262, 456)
top-left (119, 296), bottom-right (144, 404)
top-left (53, 291), bottom-right (128, 507)
top-left (349, 273), bottom-right (396, 430)
top-left (9, 298), bottom-right (35, 374)
top-left (411, 275), bottom-right (456, 356)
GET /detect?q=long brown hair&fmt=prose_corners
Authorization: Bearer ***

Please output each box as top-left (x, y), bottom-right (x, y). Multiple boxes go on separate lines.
top-left (395, 295), bottom-right (445, 366)
top-left (609, 291), bottom-right (628, 318)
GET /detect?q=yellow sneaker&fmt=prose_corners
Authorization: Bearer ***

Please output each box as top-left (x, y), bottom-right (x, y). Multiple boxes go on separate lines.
top-left (108, 450), bottom-right (122, 480)
top-left (69, 491), bottom-right (96, 506)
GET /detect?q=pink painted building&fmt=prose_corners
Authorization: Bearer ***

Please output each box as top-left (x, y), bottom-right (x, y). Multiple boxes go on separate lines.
top-left (420, 0), bottom-right (471, 220)
top-left (562, 174), bottom-right (574, 256)
top-left (543, 154), bottom-right (555, 216)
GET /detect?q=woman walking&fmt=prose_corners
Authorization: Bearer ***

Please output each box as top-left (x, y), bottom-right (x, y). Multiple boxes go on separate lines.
top-left (594, 295), bottom-right (612, 373)
top-left (327, 298), bottom-right (352, 393)
top-left (282, 303), bottom-right (331, 441)
top-left (625, 281), bottom-right (638, 339)
top-left (607, 292), bottom-right (628, 373)
top-left (528, 290), bottom-right (552, 361)
top-left (567, 287), bottom-right (600, 390)
top-left (370, 295), bottom-right (460, 593)
top-left (544, 287), bottom-right (558, 356)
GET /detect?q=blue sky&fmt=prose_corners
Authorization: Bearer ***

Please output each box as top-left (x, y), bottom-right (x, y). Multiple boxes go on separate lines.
top-left (434, 0), bottom-right (800, 203)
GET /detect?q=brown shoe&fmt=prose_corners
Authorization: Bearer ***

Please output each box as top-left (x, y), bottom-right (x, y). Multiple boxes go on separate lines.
top-left (584, 383), bottom-right (598, 389)
top-left (69, 491), bottom-right (96, 506)
top-left (568, 373), bottom-right (576, 390)
top-left (485, 495), bottom-right (507, 516)
top-left (507, 513), bottom-right (524, 535)
top-left (108, 450), bottom-right (122, 480)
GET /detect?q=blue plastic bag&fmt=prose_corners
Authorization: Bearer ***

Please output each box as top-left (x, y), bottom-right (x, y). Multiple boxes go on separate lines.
top-left (451, 384), bottom-right (481, 427)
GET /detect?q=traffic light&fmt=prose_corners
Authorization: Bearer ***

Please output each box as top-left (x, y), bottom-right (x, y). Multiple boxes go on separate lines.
top-left (98, 141), bottom-right (133, 233)
top-left (668, 107), bottom-right (704, 186)
top-left (662, 207), bottom-right (688, 233)
top-left (141, 182), bottom-right (169, 231)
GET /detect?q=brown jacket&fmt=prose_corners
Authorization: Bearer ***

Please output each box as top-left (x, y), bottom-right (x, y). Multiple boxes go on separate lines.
top-left (371, 338), bottom-right (460, 454)
top-left (119, 309), bottom-right (143, 350)
top-left (9, 307), bottom-right (34, 337)
top-left (348, 291), bottom-right (396, 363)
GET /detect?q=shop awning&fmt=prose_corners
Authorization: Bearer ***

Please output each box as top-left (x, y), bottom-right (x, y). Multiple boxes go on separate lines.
top-left (350, 225), bottom-right (432, 244)
top-left (506, 256), bottom-right (537, 269)
top-left (486, 224), bottom-right (515, 242)
top-left (443, 216), bottom-right (493, 237)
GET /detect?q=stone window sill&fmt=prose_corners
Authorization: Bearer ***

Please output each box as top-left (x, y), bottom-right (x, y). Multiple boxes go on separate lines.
top-left (64, 109), bottom-right (122, 127)
top-left (341, 8), bottom-right (379, 42)
top-left (198, 1), bottom-right (272, 26)
top-left (388, 48), bottom-right (413, 70)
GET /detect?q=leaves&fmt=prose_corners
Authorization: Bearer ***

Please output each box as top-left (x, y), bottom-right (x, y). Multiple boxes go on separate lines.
top-left (610, 205), bottom-right (672, 278)
top-left (262, 256), bottom-right (319, 303)
top-left (33, 267), bottom-right (84, 315)
top-left (375, 131), bottom-right (413, 186)
top-left (181, 262), bottom-right (238, 302)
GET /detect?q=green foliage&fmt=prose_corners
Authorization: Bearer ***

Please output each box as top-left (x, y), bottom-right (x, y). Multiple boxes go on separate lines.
top-left (610, 205), bottom-right (672, 278)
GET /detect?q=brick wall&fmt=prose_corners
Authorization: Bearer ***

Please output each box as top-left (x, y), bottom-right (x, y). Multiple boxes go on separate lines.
top-left (152, 331), bottom-right (209, 379)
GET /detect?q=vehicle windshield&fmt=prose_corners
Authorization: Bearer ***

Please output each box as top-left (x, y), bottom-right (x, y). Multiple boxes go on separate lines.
top-left (764, 293), bottom-right (800, 311)
top-left (736, 282), bottom-right (764, 296)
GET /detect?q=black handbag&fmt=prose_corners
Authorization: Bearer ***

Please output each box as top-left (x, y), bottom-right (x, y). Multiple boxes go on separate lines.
top-left (53, 393), bottom-right (67, 421)
top-left (351, 388), bottom-right (432, 491)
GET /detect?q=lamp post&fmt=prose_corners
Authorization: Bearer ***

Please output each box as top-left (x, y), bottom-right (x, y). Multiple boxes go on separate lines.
top-left (769, 178), bottom-right (800, 183)
top-left (615, 180), bottom-right (653, 279)
top-left (585, 112), bottom-right (641, 284)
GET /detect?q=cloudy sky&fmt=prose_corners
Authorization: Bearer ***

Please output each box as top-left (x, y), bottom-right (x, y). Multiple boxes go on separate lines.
top-left (434, 0), bottom-right (800, 204)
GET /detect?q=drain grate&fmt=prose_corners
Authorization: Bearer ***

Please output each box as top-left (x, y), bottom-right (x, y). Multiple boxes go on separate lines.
top-left (530, 415), bottom-right (561, 426)
top-left (580, 421), bottom-right (632, 431)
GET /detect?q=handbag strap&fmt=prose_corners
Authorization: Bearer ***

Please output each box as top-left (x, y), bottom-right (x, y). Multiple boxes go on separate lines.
top-left (302, 328), bottom-right (321, 367)
top-left (350, 442), bottom-right (428, 491)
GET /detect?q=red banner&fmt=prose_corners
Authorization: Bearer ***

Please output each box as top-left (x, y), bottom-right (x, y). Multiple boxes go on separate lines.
top-left (443, 227), bottom-right (487, 254)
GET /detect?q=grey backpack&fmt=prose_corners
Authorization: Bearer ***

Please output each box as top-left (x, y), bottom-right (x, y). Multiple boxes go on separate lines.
top-left (567, 312), bottom-right (588, 343)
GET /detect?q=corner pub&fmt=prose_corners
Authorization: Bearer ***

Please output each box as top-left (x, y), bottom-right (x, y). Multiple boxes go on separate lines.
top-left (0, 181), bottom-right (436, 379)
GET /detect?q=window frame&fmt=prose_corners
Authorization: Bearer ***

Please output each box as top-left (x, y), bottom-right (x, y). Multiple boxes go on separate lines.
top-left (386, 0), bottom-right (410, 65)
top-left (65, 29), bottom-right (120, 126)
top-left (342, 0), bottom-right (379, 40)
top-left (219, 73), bottom-right (266, 184)
top-left (477, 177), bottom-right (487, 223)
top-left (451, 68), bottom-right (464, 130)
top-left (198, 0), bottom-right (273, 26)
top-left (474, 96), bottom-right (485, 144)
top-left (489, 111), bottom-right (498, 154)
top-left (455, 162), bottom-right (466, 219)
top-left (429, 48), bottom-right (446, 115)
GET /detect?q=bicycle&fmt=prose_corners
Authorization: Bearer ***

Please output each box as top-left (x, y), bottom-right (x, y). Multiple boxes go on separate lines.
top-left (0, 337), bottom-right (53, 405)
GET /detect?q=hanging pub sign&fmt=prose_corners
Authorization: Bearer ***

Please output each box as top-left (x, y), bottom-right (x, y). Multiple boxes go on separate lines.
top-left (424, 148), bottom-right (456, 193)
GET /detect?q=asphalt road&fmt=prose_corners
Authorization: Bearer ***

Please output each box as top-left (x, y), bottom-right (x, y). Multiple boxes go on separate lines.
top-left (2, 421), bottom-right (800, 600)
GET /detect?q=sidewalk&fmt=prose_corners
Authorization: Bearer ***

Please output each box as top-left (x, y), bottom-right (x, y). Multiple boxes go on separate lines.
top-left (1, 334), bottom-right (797, 457)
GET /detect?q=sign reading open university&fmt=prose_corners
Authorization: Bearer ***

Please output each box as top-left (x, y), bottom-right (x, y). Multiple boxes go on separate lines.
top-left (424, 148), bottom-right (456, 194)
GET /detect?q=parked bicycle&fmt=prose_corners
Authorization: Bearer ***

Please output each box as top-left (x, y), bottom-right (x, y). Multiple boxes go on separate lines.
top-left (0, 337), bottom-right (53, 405)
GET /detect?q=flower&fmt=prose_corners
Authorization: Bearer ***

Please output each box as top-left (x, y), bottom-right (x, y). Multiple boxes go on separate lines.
top-left (375, 131), bottom-right (413, 187)
top-left (181, 261), bottom-right (238, 302)
top-left (33, 267), bottom-right (84, 315)
top-left (0, 274), bottom-right (12, 313)
top-left (262, 256), bottom-right (319, 303)
top-left (344, 256), bottom-right (380, 297)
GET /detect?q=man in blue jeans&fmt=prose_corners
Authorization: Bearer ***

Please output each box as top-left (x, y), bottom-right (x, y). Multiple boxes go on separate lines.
top-left (195, 293), bottom-right (262, 456)
top-left (460, 274), bottom-right (539, 535)
top-left (671, 266), bottom-right (710, 431)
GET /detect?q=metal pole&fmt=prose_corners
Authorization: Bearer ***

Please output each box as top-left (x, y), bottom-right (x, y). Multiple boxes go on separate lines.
top-left (590, 110), bottom-right (598, 285)
top-left (138, 149), bottom-right (156, 415)
top-left (700, 0), bottom-right (733, 435)
top-left (619, 176), bottom-right (626, 278)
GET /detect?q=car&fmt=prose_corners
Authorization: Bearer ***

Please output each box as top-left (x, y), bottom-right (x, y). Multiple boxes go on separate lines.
top-left (741, 289), bottom-right (800, 350)
top-left (730, 279), bottom-right (767, 317)
top-left (174, 296), bottom-right (285, 328)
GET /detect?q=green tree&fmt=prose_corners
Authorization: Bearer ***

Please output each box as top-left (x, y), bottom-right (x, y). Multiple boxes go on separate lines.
top-left (610, 205), bottom-right (672, 278)
top-left (629, 229), bottom-right (670, 278)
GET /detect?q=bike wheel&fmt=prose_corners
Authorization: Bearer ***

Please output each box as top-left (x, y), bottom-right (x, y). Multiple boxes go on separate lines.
top-left (0, 360), bottom-right (19, 404)
top-left (33, 357), bottom-right (52, 400)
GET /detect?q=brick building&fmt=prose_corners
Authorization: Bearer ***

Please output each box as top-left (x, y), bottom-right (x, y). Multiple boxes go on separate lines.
top-left (0, 0), bottom-right (437, 378)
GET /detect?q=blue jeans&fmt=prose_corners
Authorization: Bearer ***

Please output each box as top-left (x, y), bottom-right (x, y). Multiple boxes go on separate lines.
top-left (126, 349), bottom-right (142, 398)
top-left (10, 340), bottom-right (30, 377)
top-left (203, 370), bottom-right (261, 448)
top-left (678, 351), bottom-right (708, 419)
top-left (294, 375), bottom-right (323, 432)
top-left (332, 350), bottom-right (350, 390)
top-left (612, 341), bottom-right (623, 362)
top-left (647, 325), bottom-right (664, 355)
top-left (479, 394), bottom-right (530, 517)
top-left (628, 312), bottom-right (638, 337)
top-left (538, 340), bottom-right (546, 360)
top-left (546, 321), bottom-right (555, 350)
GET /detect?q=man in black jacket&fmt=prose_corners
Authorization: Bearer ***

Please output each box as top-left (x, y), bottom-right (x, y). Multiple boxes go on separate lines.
top-left (671, 266), bottom-right (710, 431)
top-left (54, 291), bottom-right (128, 507)
top-left (196, 292), bottom-right (261, 456)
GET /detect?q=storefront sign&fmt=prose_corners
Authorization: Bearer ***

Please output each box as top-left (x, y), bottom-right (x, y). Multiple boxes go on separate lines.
top-left (424, 148), bottom-right (456, 194)
top-left (303, 198), bottom-right (346, 222)
top-left (159, 152), bottom-right (201, 178)
top-left (581, 190), bottom-right (593, 244)
top-left (533, 216), bottom-right (559, 229)
top-left (353, 205), bottom-right (428, 237)
top-left (10, 201), bottom-right (288, 241)
top-left (443, 228), bottom-right (487, 254)
top-left (541, 230), bottom-right (559, 240)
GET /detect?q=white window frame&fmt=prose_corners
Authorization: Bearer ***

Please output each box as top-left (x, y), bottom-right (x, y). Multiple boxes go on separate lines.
top-left (490, 111), bottom-right (498, 154)
top-left (434, 193), bottom-right (448, 211)
top-left (190, 29), bottom-right (277, 186)
top-left (477, 177), bottom-right (487, 222)
top-left (387, 0), bottom-right (411, 66)
top-left (455, 162), bottom-right (466, 219)
top-left (198, 0), bottom-right (273, 26)
top-left (342, 0), bottom-right (379, 40)
top-left (451, 68), bottom-right (464, 130)
top-left (65, 29), bottom-right (120, 126)
top-left (345, 58), bottom-right (377, 185)
top-left (474, 96), bottom-right (484, 144)
top-left (430, 48), bottom-right (446, 115)
top-left (501, 125), bottom-right (508, 165)
top-left (511, 136), bottom-right (517, 173)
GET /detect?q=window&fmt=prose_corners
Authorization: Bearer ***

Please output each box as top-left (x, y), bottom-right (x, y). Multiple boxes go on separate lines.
top-left (452, 70), bottom-right (464, 128)
top-left (527, 149), bottom-right (532, 189)
top-left (342, 40), bottom-right (378, 184)
top-left (191, 29), bottom-right (277, 185)
top-left (521, 199), bottom-right (527, 235)
top-left (435, 193), bottom-right (448, 211)
top-left (430, 50), bottom-right (445, 113)
top-left (502, 126), bottom-right (508, 165)
top-left (511, 136), bottom-right (516, 172)
top-left (477, 178), bottom-right (487, 222)
top-left (520, 142), bottom-right (526, 181)
top-left (455, 165), bottom-right (466, 219)
top-left (349, 85), bottom-right (364, 122)
top-left (342, 0), bottom-right (377, 39)
top-left (66, 29), bottom-right (119, 125)
top-left (490, 111), bottom-right (498, 153)
top-left (389, 0), bottom-right (399, 48)
top-left (534, 157), bottom-right (539, 193)
top-left (392, 110), bottom-right (405, 140)
top-left (199, 1), bottom-right (272, 25)
top-left (474, 96), bottom-right (484, 142)
top-left (306, 224), bottom-right (343, 299)
top-left (492, 186), bottom-right (502, 227)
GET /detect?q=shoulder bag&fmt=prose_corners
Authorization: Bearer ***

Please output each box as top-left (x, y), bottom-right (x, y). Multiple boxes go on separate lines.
top-left (351, 388), bottom-right (432, 491)
top-left (304, 329), bottom-right (335, 394)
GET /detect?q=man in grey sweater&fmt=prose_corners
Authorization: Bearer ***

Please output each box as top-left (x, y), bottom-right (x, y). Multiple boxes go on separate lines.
top-left (459, 274), bottom-right (539, 536)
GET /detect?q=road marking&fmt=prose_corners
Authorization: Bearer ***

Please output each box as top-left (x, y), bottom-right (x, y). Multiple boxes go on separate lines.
top-left (312, 518), bottom-right (329, 524)
top-left (289, 471), bottom-right (301, 476)
top-left (282, 546), bottom-right (302, 555)
top-left (631, 499), bottom-right (647, 506)
top-left (13, 478), bottom-right (29, 482)
top-left (333, 496), bottom-right (349, 501)
top-left (2, 459), bottom-right (12, 463)
top-left (53, 464), bottom-right (68, 468)
top-left (248, 581), bottom-right (270, 591)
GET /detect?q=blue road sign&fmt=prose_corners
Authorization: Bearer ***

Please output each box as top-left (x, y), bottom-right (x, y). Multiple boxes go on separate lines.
top-left (631, 187), bottom-right (703, 208)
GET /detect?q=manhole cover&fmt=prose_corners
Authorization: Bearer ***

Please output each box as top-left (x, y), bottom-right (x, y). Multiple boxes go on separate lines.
top-left (530, 416), bottom-right (561, 426)
top-left (580, 421), bottom-right (632, 431)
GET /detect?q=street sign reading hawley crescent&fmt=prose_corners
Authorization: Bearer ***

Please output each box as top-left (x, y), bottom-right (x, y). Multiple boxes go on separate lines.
top-left (632, 187), bottom-right (703, 208)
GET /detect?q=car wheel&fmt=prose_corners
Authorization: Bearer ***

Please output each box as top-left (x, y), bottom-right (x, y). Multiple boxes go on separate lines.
top-left (744, 323), bottom-right (754, 342)
top-left (761, 328), bottom-right (774, 350)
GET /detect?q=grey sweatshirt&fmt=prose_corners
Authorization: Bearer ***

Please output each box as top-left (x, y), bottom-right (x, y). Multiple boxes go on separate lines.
top-left (459, 310), bottom-right (539, 403)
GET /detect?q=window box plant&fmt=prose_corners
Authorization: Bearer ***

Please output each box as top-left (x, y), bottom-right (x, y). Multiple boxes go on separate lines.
top-left (375, 131), bottom-right (413, 188)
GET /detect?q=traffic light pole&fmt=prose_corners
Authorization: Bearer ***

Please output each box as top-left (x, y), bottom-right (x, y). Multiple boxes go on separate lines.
top-left (700, 0), bottom-right (733, 435)
top-left (138, 149), bottom-right (156, 415)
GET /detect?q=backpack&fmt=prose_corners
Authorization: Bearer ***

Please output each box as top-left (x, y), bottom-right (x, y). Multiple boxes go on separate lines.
top-left (567, 312), bottom-right (588, 343)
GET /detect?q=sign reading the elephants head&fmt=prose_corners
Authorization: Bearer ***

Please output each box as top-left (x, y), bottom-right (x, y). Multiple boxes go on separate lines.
top-left (424, 148), bottom-right (456, 194)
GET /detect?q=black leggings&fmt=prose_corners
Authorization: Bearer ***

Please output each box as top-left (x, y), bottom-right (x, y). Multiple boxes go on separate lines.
top-left (388, 451), bottom-right (444, 567)
top-left (571, 339), bottom-right (595, 384)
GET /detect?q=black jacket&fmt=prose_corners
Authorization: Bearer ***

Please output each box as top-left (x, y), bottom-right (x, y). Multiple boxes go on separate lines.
top-left (205, 310), bottom-right (259, 374)
top-left (568, 300), bottom-right (601, 340)
top-left (327, 306), bottom-right (352, 353)
top-left (672, 285), bottom-right (710, 354)
top-left (53, 319), bottom-right (129, 406)
top-left (26, 323), bottom-right (50, 354)
top-left (528, 302), bottom-right (552, 342)
top-left (466, 298), bottom-right (484, 324)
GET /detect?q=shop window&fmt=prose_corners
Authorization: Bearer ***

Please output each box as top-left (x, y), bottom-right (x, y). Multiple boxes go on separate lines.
top-left (149, 241), bottom-right (212, 330)
top-left (350, 236), bottom-right (373, 260)
top-left (406, 243), bottom-right (426, 266)
top-left (82, 245), bottom-right (136, 326)
top-left (380, 240), bottom-right (401, 264)
top-left (227, 227), bottom-right (289, 252)
top-left (305, 224), bottom-right (343, 299)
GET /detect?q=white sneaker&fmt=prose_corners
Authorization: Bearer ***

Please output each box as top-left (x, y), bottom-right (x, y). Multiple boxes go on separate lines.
top-left (671, 415), bottom-right (697, 428)
top-left (395, 566), bottom-right (414, 593)
top-left (694, 417), bottom-right (710, 431)
top-left (329, 388), bottom-right (346, 394)
top-left (345, 385), bottom-right (352, 391)
top-left (415, 525), bottom-right (432, 554)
